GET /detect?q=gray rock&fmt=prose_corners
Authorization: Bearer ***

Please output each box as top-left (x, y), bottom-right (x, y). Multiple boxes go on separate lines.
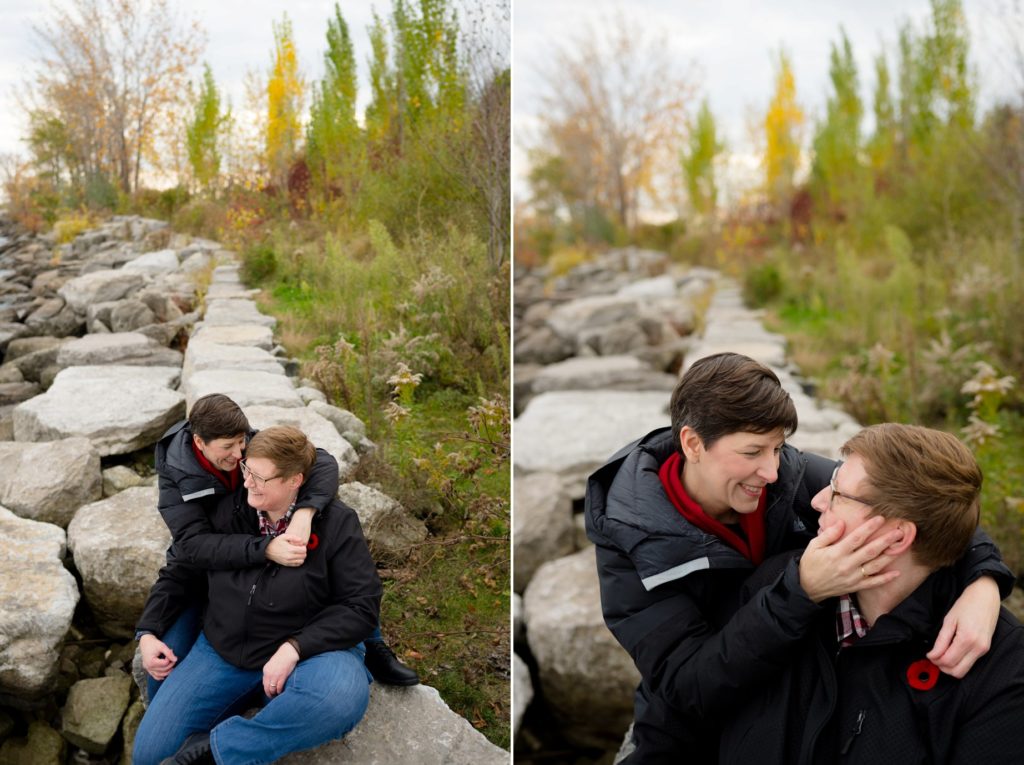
top-left (615, 275), bottom-right (677, 298)
top-left (0, 720), bottom-right (66, 764)
top-left (138, 288), bottom-right (185, 323)
top-left (523, 548), bottom-right (640, 749)
top-left (13, 365), bottom-right (184, 456)
top-left (109, 299), bottom-right (158, 332)
top-left (2, 337), bottom-right (67, 384)
top-left (0, 507), bottom-right (79, 700)
top-left (120, 248), bottom-right (180, 275)
top-left (0, 381), bottom-right (40, 405)
top-left (532, 356), bottom-right (678, 394)
top-left (306, 401), bottom-right (367, 439)
top-left (60, 674), bottom-right (133, 754)
top-left (513, 391), bottom-right (668, 494)
top-left (55, 332), bottom-right (183, 369)
top-left (0, 438), bottom-right (102, 527)
top-left (513, 593), bottom-right (525, 647)
top-left (243, 404), bottom-right (360, 481)
top-left (278, 684), bottom-right (508, 765)
top-left (546, 295), bottom-right (643, 340)
top-left (190, 323), bottom-right (275, 350)
top-left (513, 325), bottom-right (575, 365)
top-left (24, 297), bottom-right (82, 337)
top-left (513, 473), bottom-right (574, 593)
top-left (186, 370), bottom-right (304, 411)
top-left (296, 386), bottom-right (327, 404)
top-left (513, 653), bottom-right (533, 738)
top-left (121, 698), bottom-right (146, 763)
top-left (336, 482), bottom-right (428, 557)
top-left (182, 340), bottom-right (286, 378)
top-left (102, 465), bottom-right (149, 497)
top-left (66, 486), bottom-right (169, 638)
top-left (203, 298), bottom-right (276, 328)
top-left (58, 269), bottom-right (145, 314)
top-left (0, 322), bottom-right (29, 353)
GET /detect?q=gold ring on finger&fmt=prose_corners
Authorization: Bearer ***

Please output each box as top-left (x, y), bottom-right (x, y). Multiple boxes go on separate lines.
top-left (861, 565), bottom-right (867, 578)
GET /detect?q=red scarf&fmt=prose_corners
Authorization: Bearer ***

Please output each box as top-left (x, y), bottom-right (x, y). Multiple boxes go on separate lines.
top-left (191, 438), bottom-right (239, 491)
top-left (658, 451), bottom-right (766, 564)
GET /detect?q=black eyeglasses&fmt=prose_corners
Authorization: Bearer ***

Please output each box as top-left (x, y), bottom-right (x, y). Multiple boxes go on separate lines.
top-left (240, 460), bottom-right (282, 488)
top-left (829, 461), bottom-right (874, 507)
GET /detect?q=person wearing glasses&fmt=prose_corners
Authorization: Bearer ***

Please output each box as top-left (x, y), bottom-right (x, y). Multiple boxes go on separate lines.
top-left (719, 423), bottom-right (1024, 764)
top-left (133, 425), bottom-right (382, 765)
top-left (585, 352), bottom-right (1013, 763)
top-left (135, 393), bottom-right (417, 706)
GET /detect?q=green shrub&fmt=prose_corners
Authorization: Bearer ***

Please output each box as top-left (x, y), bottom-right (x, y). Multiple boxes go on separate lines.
top-left (743, 260), bottom-right (783, 306)
top-left (241, 242), bottom-right (278, 282)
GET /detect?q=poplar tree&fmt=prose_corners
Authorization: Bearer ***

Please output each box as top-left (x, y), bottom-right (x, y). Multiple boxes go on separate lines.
top-left (266, 15), bottom-right (305, 187)
top-left (681, 99), bottom-right (724, 222)
top-left (186, 63), bottom-right (226, 191)
top-left (763, 49), bottom-right (805, 213)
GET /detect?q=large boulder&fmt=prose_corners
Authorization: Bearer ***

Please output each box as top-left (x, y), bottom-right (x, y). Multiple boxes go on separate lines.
top-left (57, 269), bottom-right (145, 314)
top-left (513, 653), bottom-right (533, 738)
top-left (0, 720), bottom-right (66, 765)
top-left (186, 370), bottom-right (304, 410)
top-left (243, 404), bottom-right (360, 480)
top-left (513, 472), bottom-right (574, 594)
top-left (60, 674), bottom-right (133, 754)
top-left (513, 391), bottom-right (668, 494)
top-left (0, 438), bottom-right (102, 527)
top-left (66, 486), bottom-right (169, 638)
top-left (278, 685), bottom-right (508, 765)
top-left (523, 548), bottom-right (640, 749)
top-left (55, 332), bottom-right (183, 369)
top-left (120, 248), bottom-right (180, 275)
top-left (335, 482), bottom-right (428, 557)
top-left (13, 365), bottom-right (184, 456)
top-left (0, 507), bottom-right (79, 702)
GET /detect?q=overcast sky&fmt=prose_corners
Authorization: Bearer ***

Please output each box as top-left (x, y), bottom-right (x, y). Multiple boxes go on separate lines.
top-left (513, 0), bottom-right (1022, 202)
top-left (0, 1), bottom-right (383, 159)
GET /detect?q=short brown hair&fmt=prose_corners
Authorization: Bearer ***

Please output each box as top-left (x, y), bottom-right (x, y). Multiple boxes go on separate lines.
top-left (670, 353), bottom-right (798, 451)
top-left (245, 426), bottom-right (316, 479)
top-left (189, 394), bottom-right (250, 442)
top-left (842, 423), bottom-right (981, 569)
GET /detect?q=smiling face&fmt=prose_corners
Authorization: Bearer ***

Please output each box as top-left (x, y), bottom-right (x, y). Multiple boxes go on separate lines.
top-left (242, 455), bottom-right (301, 516)
top-left (681, 427), bottom-right (786, 523)
top-left (193, 433), bottom-right (247, 472)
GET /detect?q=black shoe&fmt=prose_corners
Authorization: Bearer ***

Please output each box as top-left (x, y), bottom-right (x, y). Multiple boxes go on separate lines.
top-left (364, 639), bottom-right (420, 686)
top-left (160, 732), bottom-right (214, 765)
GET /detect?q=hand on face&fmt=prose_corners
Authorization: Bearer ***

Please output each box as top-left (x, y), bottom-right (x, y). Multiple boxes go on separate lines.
top-left (799, 514), bottom-right (904, 603)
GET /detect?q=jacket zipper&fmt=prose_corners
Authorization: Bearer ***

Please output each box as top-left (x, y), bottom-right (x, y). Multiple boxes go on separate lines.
top-left (839, 709), bottom-right (866, 755)
top-left (241, 564), bottom-right (270, 665)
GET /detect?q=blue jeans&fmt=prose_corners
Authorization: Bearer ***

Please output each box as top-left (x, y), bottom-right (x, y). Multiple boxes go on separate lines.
top-left (147, 604), bottom-right (203, 703)
top-left (133, 631), bottom-right (372, 765)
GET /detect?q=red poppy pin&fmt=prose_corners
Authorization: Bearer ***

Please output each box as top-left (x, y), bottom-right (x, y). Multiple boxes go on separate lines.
top-left (306, 533), bottom-right (319, 550)
top-left (907, 658), bottom-right (940, 691)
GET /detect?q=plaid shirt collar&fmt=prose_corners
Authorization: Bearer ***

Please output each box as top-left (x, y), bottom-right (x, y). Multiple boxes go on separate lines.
top-left (836, 593), bottom-right (869, 648)
top-left (258, 502), bottom-right (296, 538)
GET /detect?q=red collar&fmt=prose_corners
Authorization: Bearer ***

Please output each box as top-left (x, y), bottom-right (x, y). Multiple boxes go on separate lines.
top-left (191, 438), bottom-right (239, 491)
top-left (658, 451), bottom-right (766, 564)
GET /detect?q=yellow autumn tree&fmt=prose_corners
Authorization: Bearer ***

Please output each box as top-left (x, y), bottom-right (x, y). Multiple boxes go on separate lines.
top-left (763, 49), bottom-right (804, 215)
top-left (266, 15), bottom-right (305, 187)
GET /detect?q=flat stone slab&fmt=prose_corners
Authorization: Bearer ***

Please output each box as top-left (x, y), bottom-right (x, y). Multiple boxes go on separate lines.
top-left (243, 405), bottom-right (359, 480)
top-left (202, 298), bottom-right (276, 328)
top-left (205, 282), bottom-right (258, 299)
top-left (532, 355), bottom-right (677, 394)
top-left (190, 323), bottom-right (275, 350)
top-left (55, 332), bottom-right (183, 369)
top-left (279, 685), bottom-right (508, 765)
top-left (183, 340), bottom-right (285, 377)
top-left (0, 507), bottom-right (79, 700)
top-left (684, 339), bottom-right (787, 371)
top-left (185, 370), bottom-right (303, 410)
top-left (514, 391), bottom-right (669, 490)
top-left (13, 366), bottom-right (184, 455)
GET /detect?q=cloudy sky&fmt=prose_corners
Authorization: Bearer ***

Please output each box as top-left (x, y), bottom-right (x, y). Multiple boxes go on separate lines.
top-left (513, 0), bottom-right (1022, 202)
top-left (0, 1), bottom-right (382, 159)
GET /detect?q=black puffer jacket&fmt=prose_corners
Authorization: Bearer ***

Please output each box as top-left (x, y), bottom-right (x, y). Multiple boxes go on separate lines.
top-left (584, 427), bottom-right (1014, 763)
top-left (721, 554), bottom-right (1024, 765)
top-left (201, 488), bottom-right (381, 669)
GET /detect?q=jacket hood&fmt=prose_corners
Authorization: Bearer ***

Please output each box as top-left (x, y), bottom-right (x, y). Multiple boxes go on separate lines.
top-left (586, 426), bottom-right (812, 591)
